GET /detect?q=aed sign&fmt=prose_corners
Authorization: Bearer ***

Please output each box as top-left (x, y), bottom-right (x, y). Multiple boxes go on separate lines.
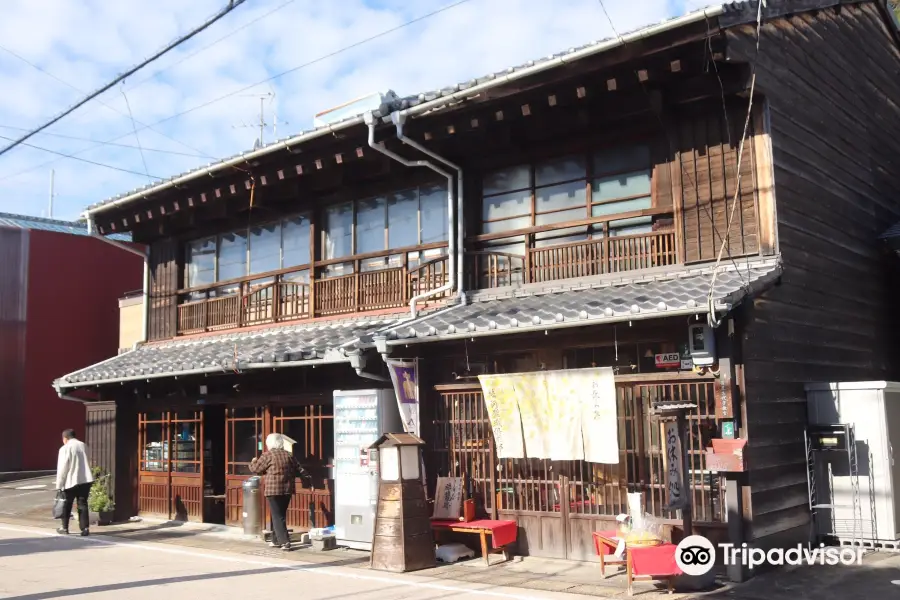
top-left (655, 353), bottom-right (681, 368)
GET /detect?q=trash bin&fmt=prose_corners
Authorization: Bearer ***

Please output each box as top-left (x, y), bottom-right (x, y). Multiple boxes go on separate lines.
top-left (242, 476), bottom-right (261, 536)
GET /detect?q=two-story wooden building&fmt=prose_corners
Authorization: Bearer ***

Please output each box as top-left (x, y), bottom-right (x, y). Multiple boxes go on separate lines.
top-left (55, 0), bottom-right (900, 570)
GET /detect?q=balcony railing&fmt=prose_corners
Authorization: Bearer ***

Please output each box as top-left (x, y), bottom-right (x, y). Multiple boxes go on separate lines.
top-left (467, 228), bottom-right (678, 290)
top-left (176, 249), bottom-right (449, 335)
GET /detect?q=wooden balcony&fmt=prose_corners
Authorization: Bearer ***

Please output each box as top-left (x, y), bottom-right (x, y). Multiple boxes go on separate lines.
top-left (467, 228), bottom-right (678, 290)
top-left (176, 251), bottom-right (449, 335)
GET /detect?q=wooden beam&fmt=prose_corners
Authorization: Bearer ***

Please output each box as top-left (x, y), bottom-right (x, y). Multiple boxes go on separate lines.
top-left (751, 102), bottom-right (777, 255)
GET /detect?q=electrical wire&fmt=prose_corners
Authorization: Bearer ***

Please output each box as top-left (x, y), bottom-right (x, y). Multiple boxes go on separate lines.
top-left (0, 133), bottom-right (163, 179)
top-left (596, 0), bottom-right (754, 308)
top-left (0, 42), bottom-right (217, 161)
top-left (0, 0), bottom-right (471, 184)
top-left (707, 1), bottom-right (763, 329)
top-left (121, 89), bottom-right (152, 182)
top-left (0, 125), bottom-right (207, 158)
top-left (0, 0), bottom-right (249, 159)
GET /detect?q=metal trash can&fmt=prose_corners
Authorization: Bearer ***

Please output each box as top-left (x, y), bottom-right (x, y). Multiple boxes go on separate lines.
top-left (242, 476), bottom-right (261, 536)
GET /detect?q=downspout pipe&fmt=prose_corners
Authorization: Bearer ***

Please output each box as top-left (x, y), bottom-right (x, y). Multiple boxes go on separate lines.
top-left (364, 112), bottom-right (455, 318)
top-left (348, 351), bottom-right (391, 383)
top-left (87, 217), bottom-right (150, 344)
top-left (391, 111), bottom-right (465, 305)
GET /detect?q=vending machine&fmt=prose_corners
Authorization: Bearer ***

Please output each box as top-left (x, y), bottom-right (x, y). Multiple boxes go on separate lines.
top-left (333, 388), bottom-right (402, 550)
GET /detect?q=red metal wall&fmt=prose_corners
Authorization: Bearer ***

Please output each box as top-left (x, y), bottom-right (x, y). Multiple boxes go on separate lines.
top-left (23, 230), bottom-right (143, 470)
top-left (0, 228), bottom-right (29, 471)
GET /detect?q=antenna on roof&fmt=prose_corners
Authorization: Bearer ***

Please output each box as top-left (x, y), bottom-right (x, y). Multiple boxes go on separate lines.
top-left (48, 169), bottom-right (55, 219)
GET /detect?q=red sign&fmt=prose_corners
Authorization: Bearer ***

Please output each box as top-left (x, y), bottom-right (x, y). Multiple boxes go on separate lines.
top-left (655, 353), bottom-right (681, 368)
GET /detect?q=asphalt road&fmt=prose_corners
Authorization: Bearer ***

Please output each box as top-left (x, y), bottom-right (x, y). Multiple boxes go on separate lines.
top-left (0, 477), bottom-right (56, 521)
top-left (0, 524), bottom-right (586, 600)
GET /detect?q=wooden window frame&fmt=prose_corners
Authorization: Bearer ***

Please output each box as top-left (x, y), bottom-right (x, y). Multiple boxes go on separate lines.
top-left (478, 141), bottom-right (658, 244)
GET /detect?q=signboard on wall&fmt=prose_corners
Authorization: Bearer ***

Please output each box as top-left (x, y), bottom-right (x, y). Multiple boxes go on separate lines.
top-left (655, 353), bottom-right (681, 369)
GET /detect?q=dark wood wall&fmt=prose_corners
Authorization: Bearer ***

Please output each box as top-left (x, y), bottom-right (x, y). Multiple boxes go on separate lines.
top-left (726, 2), bottom-right (900, 550)
top-left (148, 239), bottom-right (179, 341)
top-left (671, 103), bottom-right (761, 263)
top-left (85, 401), bottom-right (116, 489)
top-left (0, 228), bottom-right (28, 471)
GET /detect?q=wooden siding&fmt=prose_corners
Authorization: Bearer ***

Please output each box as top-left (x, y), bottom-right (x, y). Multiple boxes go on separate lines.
top-left (85, 402), bottom-right (117, 492)
top-left (0, 228), bottom-right (28, 471)
top-left (726, 3), bottom-right (900, 548)
top-left (672, 104), bottom-right (761, 263)
top-left (148, 238), bottom-right (179, 341)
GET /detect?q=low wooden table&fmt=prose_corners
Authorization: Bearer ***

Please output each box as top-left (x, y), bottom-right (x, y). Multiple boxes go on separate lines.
top-left (592, 530), bottom-right (626, 576)
top-left (431, 519), bottom-right (517, 565)
top-left (626, 543), bottom-right (681, 596)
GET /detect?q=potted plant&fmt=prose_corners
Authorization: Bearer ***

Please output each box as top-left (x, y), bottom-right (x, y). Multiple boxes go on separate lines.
top-left (88, 467), bottom-right (115, 526)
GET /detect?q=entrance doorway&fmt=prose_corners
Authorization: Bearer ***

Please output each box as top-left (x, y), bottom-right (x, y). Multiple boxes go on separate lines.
top-left (203, 406), bottom-right (226, 524)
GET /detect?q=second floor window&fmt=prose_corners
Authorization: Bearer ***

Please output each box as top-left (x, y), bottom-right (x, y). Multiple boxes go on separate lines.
top-left (481, 144), bottom-right (653, 254)
top-left (322, 183), bottom-right (448, 275)
top-left (186, 214), bottom-right (311, 289)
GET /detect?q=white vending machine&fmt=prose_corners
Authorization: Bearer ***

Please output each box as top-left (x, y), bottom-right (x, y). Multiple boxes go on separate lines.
top-left (333, 388), bottom-right (403, 550)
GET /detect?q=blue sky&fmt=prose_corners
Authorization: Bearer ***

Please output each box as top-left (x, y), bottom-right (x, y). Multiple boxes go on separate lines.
top-left (0, 0), bottom-right (708, 220)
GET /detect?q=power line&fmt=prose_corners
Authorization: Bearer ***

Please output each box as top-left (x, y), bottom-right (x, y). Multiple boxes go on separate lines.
top-left (0, 0), bottom-right (249, 159)
top-left (596, 0), bottom-right (750, 282)
top-left (123, 0), bottom-right (299, 95)
top-left (121, 89), bottom-right (152, 182)
top-left (0, 0), bottom-right (472, 184)
top-left (127, 0), bottom-right (474, 131)
top-left (0, 42), bottom-right (217, 160)
top-left (0, 125), bottom-right (208, 158)
top-left (0, 134), bottom-right (163, 179)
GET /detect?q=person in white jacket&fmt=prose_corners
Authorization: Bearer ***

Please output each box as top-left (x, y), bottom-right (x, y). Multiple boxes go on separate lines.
top-left (56, 429), bottom-right (94, 536)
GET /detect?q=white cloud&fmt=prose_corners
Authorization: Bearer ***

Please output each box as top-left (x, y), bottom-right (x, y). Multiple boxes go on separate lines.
top-left (0, 0), bottom-right (690, 219)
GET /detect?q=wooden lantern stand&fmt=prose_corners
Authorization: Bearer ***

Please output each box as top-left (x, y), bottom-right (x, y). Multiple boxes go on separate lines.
top-left (369, 433), bottom-right (436, 573)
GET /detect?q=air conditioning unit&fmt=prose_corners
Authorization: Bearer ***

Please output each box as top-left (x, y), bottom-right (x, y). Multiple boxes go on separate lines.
top-left (314, 91), bottom-right (399, 128)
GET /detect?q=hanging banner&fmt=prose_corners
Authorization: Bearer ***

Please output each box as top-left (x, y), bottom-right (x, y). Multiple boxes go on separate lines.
top-left (662, 421), bottom-right (686, 509)
top-left (478, 374), bottom-right (526, 459)
top-left (513, 372), bottom-right (554, 460)
top-left (578, 367), bottom-right (620, 464)
top-left (386, 358), bottom-right (419, 436)
top-left (539, 371), bottom-right (584, 461)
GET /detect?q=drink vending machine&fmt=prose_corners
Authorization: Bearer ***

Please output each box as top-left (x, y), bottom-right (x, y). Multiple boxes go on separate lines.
top-left (333, 388), bottom-right (403, 550)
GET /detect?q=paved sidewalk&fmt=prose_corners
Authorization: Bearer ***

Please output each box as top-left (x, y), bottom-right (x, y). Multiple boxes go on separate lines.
top-left (1, 508), bottom-right (899, 598)
top-left (0, 523), bottom-right (591, 600)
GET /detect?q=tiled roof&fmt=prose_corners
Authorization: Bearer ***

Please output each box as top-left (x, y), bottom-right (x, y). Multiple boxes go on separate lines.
top-left (0, 212), bottom-right (131, 241)
top-left (85, 3), bottom-right (731, 213)
top-left (380, 258), bottom-right (782, 345)
top-left (56, 316), bottom-right (404, 389)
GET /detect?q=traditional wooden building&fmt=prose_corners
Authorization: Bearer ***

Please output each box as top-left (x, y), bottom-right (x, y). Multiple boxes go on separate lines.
top-left (55, 0), bottom-right (900, 575)
top-left (0, 213), bottom-right (141, 471)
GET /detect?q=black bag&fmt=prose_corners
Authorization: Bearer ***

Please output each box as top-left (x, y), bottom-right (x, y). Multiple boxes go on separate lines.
top-left (51, 491), bottom-right (66, 520)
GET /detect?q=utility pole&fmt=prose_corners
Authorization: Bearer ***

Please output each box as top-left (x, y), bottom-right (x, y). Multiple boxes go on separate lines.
top-left (48, 169), bottom-right (55, 219)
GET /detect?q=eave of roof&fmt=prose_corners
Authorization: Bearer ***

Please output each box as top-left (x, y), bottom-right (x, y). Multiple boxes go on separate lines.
top-left (378, 257), bottom-right (782, 346)
top-left (82, 3), bottom-right (729, 219)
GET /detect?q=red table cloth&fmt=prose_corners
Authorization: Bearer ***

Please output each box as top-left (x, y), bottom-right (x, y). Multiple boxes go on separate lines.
top-left (431, 519), bottom-right (518, 549)
top-left (629, 543), bottom-right (683, 577)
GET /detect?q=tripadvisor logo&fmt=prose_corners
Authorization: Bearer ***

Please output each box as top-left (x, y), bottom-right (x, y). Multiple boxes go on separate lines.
top-left (676, 535), bottom-right (864, 575)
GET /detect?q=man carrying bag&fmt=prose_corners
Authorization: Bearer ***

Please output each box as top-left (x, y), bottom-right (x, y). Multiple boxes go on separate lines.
top-left (55, 429), bottom-right (94, 536)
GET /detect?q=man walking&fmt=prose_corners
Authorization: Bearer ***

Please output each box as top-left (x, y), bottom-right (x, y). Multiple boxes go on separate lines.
top-left (249, 433), bottom-right (309, 550)
top-left (56, 429), bottom-right (93, 536)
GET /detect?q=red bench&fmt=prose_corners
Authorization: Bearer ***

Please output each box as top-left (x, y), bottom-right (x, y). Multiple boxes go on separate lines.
top-left (431, 519), bottom-right (517, 565)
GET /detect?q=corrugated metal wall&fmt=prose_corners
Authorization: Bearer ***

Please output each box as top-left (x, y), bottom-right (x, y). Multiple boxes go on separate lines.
top-left (0, 227), bottom-right (29, 471)
top-left (24, 230), bottom-right (143, 470)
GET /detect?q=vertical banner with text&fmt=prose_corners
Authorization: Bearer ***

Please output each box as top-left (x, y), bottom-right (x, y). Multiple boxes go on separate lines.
top-left (386, 358), bottom-right (419, 436)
